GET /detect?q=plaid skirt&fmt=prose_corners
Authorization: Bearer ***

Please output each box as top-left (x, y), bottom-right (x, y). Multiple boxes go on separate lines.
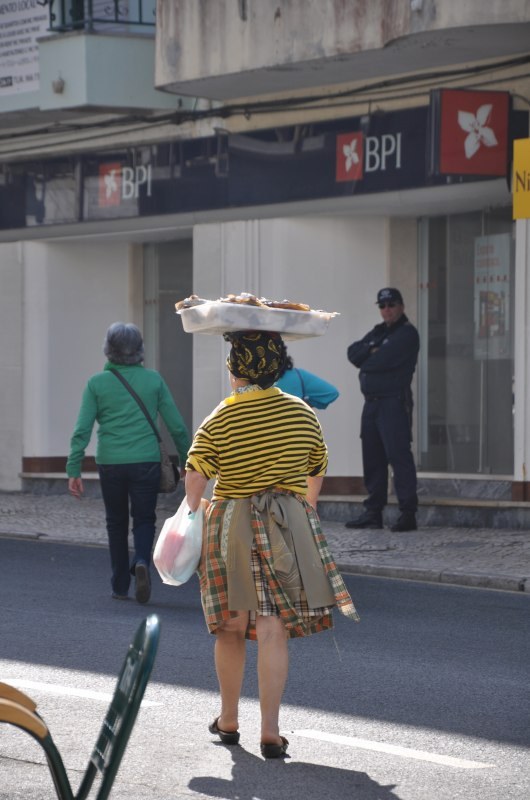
top-left (198, 491), bottom-right (359, 640)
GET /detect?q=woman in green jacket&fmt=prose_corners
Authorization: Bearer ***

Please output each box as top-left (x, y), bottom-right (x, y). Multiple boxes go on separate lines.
top-left (66, 322), bottom-right (190, 604)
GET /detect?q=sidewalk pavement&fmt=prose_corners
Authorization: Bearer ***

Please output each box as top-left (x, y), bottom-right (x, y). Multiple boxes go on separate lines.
top-left (1, 491), bottom-right (529, 593)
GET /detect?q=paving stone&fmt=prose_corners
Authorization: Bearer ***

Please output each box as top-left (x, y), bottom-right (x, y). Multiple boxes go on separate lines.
top-left (1, 492), bottom-right (529, 593)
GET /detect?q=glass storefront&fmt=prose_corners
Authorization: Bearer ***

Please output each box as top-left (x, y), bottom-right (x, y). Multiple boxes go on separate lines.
top-left (418, 208), bottom-right (515, 475)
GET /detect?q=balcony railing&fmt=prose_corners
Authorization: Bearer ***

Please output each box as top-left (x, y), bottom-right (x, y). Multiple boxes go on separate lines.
top-left (49, 1), bottom-right (156, 33)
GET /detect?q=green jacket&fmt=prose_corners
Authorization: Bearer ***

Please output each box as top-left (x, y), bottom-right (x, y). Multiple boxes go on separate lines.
top-left (66, 362), bottom-right (191, 477)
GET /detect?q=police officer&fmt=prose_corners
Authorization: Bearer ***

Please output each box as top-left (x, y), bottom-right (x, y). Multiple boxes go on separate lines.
top-left (346, 288), bottom-right (419, 532)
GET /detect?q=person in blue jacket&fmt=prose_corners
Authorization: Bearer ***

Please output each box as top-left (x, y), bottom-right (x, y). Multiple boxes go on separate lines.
top-left (276, 351), bottom-right (339, 409)
top-left (346, 288), bottom-right (419, 532)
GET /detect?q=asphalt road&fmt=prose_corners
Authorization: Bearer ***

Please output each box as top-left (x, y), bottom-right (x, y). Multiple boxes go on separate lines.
top-left (1, 538), bottom-right (529, 800)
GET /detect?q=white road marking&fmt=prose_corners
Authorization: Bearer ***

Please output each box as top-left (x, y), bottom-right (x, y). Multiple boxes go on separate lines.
top-left (1, 679), bottom-right (161, 707)
top-left (292, 729), bottom-right (494, 769)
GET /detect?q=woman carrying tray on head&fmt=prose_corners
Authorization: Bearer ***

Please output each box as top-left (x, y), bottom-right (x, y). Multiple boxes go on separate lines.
top-left (185, 330), bottom-right (359, 759)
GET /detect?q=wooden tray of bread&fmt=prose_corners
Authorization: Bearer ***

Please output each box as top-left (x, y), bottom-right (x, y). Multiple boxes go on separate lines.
top-left (176, 293), bottom-right (339, 340)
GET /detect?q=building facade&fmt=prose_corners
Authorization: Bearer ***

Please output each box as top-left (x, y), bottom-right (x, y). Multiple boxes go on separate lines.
top-left (0, 1), bottom-right (529, 508)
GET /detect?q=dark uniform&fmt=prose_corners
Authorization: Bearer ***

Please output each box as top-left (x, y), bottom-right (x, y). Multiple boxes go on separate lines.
top-left (347, 309), bottom-right (419, 529)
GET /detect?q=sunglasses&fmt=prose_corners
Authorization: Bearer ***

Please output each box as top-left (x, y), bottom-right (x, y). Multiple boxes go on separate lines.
top-left (378, 301), bottom-right (396, 309)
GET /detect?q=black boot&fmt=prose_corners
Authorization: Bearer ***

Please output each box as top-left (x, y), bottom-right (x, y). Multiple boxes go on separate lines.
top-left (390, 512), bottom-right (417, 532)
top-left (345, 510), bottom-right (383, 529)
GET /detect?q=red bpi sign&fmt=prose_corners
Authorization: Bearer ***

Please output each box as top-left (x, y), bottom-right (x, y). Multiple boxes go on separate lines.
top-left (98, 163), bottom-right (152, 207)
top-left (336, 130), bottom-right (402, 182)
top-left (436, 89), bottom-right (510, 176)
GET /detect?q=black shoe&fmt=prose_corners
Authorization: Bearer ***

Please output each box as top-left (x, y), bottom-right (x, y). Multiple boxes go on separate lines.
top-left (261, 736), bottom-right (289, 759)
top-left (209, 717), bottom-right (240, 745)
top-left (135, 561), bottom-right (151, 604)
top-left (390, 513), bottom-right (417, 532)
top-left (345, 511), bottom-right (383, 529)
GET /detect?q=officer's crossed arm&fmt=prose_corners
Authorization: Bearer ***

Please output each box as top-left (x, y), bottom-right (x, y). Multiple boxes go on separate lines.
top-left (347, 328), bottom-right (386, 367)
top-left (359, 326), bottom-right (419, 373)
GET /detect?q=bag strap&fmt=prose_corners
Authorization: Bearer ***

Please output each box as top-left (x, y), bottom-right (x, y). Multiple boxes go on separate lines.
top-left (294, 368), bottom-right (307, 401)
top-left (109, 368), bottom-right (161, 443)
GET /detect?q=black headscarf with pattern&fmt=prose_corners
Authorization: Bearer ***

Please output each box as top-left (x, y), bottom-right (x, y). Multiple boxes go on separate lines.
top-left (225, 331), bottom-right (287, 389)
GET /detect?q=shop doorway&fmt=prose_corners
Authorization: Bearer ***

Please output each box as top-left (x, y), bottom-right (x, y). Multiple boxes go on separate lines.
top-left (143, 239), bottom-right (193, 451)
top-left (418, 208), bottom-right (514, 475)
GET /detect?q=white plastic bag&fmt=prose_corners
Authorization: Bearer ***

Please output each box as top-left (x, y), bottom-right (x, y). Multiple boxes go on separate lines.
top-left (153, 497), bottom-right (203, 586)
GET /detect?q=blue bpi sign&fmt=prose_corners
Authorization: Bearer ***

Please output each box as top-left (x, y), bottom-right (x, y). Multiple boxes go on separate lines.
top-left (0, 104), bottom-right (526, 230)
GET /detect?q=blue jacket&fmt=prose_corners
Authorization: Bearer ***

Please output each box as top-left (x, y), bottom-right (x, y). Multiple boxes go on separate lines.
top-left (347, 314), bottom-right (419, 398)
top-left (276, 367), bottom-right (339, 409)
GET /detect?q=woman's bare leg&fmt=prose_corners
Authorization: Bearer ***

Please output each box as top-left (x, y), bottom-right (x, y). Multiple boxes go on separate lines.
top-left (256, 615), bottom-right (289, 744)
top-left (214, 612), bottom-right (249, 731)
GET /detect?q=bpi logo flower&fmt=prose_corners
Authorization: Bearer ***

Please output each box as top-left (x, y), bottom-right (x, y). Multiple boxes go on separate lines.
top-left (98, 163), bottom-right (152, 206)
top-left (99, 163), bottom-right (122, 206)
top-left (458, 105), bottom-right (498, 160)
top-left (336, 132), bottom-right (364, 181)
top-left (438, 89), bottom-right (509, 176)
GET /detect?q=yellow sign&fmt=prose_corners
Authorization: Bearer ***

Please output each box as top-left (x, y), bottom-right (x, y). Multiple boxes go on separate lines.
top-left (513, 138), bottom-right (530, 219)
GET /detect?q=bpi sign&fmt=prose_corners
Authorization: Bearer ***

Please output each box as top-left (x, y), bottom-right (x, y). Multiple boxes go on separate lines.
top-left (336, 130), bottom-right (402, 182)
top-left (433, 89), bottom-right (509, 177)
top-left (98, 163), bottom-right (152, 206)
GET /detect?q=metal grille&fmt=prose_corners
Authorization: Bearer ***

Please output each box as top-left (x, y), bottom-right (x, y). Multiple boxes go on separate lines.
top-left (49, 0), bottom-right (156, 32)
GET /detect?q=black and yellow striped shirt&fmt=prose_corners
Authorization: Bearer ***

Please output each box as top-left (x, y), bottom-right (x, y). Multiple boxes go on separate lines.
top-left (186, 387), bottom-right (328, 499)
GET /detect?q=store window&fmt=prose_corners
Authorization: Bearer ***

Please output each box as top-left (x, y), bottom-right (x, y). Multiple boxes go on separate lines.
top-left (417, 208), bottom-right (515, 475)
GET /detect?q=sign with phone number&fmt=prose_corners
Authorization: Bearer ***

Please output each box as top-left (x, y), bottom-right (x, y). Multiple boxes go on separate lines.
top-left (0, 1), bottom-right (49, 96)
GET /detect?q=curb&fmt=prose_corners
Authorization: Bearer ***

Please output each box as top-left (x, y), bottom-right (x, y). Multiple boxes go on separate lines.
top-left (3, 530), bottom-right (528, 594)
top-left (0, 530), bottom-right (108, 549)
top-left (337, 562), bottom-right (529, 593)
top-left (0, 529), bottom-right (42, 540)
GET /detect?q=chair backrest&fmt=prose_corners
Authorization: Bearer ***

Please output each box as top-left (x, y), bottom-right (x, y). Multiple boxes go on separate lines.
top-left (0, 615), bottom-right (161, 800)
top-left (74, 614), bottom-right (161, 800)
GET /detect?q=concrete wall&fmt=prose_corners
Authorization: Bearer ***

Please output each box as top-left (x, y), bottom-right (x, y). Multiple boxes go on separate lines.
top-left (192, 215), bottom-right (390, 478)
top-left (38, 33), bottom-right (184, 112)
top-left (21, 240), bottom-right (133, 463)
top-left (156, 0), bottom-right (530, 99)
top-left (0, 244), bottom-right (24, 490)
top-left (514, 218), bottom-right (530, 487)
top-left (157, 0), bottom-right (407, 86)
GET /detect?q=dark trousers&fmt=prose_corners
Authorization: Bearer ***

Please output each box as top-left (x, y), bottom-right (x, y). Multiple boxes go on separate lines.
top-left (98, 462), bottom-right (160, 596)
top-left (360, 396), bottom-right (417, 514)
